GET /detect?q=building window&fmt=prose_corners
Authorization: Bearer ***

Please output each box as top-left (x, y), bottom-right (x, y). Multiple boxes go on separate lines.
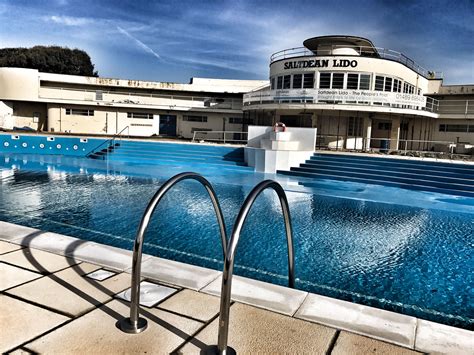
top-left (347, 74), bottom-right (358, 90)
top-left (127, 112), bottom-right (153, 119)
top-left (439, 124), bottom-right (469, 132)
top-left (393, 79), bottom-right (401, 92)
top-left (303, 73), bottom-right (314, 88)
top-left (65, 108), bottom-right (94, 116)
top-left (377, 122), bottom-right (392, 130)
top-left (292, 74), bottom-right (302, 89)
top-left (283, 75), bottom-right (291, 89)
top-left (228, 117), bottom-right (243, 124)
top-left (183, 115), bottom-right (207, 122)
top-left (332, 73), bottom-right (344, 89)
top-left (271, 78), bottom-right (275, 90)
top-left (277, 76), bottom-right (283, 89)
top-left (359, 74), bottom-right (370, 90)
top-left (375, 76), bottom-right (384, 91)
top-left (384, 77), bottom-right (393, 92)
top-left (348, 117), bottom-right (363, 136)
top-left (319, 73), bottom-right (331, 89)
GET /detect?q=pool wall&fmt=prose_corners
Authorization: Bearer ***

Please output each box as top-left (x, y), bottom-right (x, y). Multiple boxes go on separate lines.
top-left (0, 133), bottom-right (107, 157)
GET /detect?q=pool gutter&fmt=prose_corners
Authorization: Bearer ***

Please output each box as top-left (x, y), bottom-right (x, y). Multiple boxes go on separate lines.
top-left (0, 221), bottom-right (471, 354)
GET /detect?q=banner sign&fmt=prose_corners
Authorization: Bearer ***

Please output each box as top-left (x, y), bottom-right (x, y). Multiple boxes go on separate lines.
top-left (244, 89), bottom-right (427, 107)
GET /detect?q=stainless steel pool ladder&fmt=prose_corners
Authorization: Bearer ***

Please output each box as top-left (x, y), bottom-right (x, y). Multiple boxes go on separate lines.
top-left (119, 173), bottom-right (295, 355)
top-left (119, 172), bottom-right (227, 334)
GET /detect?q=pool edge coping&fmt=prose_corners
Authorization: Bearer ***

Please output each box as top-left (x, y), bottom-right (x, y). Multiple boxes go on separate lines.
top-left (0, 221), bottom-right (472, 353)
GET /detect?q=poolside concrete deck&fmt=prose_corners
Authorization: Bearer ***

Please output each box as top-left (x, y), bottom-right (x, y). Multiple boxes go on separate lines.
top-left (1, 223), bottom-right (472, 354)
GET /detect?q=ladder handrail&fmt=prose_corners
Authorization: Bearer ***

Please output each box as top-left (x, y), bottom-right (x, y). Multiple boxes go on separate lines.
top-left (216, 180), bottom-right (295, 354)
top-left (85, 125), bottom-right (130, 157)
top-left (119, 172), bottom-right (227, 334)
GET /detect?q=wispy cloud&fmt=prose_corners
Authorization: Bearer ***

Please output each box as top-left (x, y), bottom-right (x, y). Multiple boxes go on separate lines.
top-left (116, 26), bottom-right (161, 60)
top-left (45, 15), bottom-right (92, 26)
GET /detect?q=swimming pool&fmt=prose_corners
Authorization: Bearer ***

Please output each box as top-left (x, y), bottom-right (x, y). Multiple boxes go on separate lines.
top-left (0, 143), bottom-right (472, 330)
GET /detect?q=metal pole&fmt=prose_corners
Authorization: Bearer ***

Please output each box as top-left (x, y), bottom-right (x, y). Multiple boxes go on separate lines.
top-left (119, 172), bottom-right (228, 334)
top-left (214, 180), bottom-right (295, 355)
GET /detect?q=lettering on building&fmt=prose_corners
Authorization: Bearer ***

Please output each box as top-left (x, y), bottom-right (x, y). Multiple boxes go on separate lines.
top-left (283, 59), bottom-right (358, 69)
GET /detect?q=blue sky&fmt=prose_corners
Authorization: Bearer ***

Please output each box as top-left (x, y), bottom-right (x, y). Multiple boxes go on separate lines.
top-left (0, 0), bottom-right (472, 84)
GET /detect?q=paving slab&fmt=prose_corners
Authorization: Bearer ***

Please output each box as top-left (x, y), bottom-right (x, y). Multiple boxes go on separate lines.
top-left (7, 263), bottom-right (130, 317)
top-left (159, 289), bottom-right (221, 322)
top-left (0, 240), bottom-right (22, 255)
top-left (201, 274), bottom-right (308, 316)
top-left (332, 331), bottom-right (421, 354)
top-left (0, 221), bottom-right (39, 242)
top-left (415, 319), bottom-right (474, 354)
top-left (71, 241), bottom-right (147, 271)
top-left (294, 293), bottom-right (416, 348)
top-left (0, 294), bottom-right (68, 353)
top-left (179, 302), bottom-right (336, 354)
top-left (0, 262), bottom-right (42, 291)
top-left (26, 299), bottom-right (203, 354)
top-left (0, 248), bottom-right (79, 273)
top-left (137, 256), bottom-right (221, 291)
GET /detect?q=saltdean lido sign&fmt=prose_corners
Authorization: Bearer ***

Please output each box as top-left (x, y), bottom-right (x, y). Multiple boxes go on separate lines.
top-left (283, 59), bottom-right (358, 69)
top-left (244, 89), bottom-right (427, 107)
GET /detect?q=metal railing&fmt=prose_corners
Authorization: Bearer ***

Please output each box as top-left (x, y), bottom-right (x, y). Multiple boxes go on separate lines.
top-left (269, 45), bottom-right (443, 79)
top-left (119, 172), bottom-right (227, 334)
top-left (316, 134), bottom-right (459, 154)
top-left (85, 125), bottom-right (130, 157)
top-left (213, 180), bottom-right (295, 354)
top-left (192, 130), bottom-right (248, 144)
top-left (438, 99), bottom-right (474, 115)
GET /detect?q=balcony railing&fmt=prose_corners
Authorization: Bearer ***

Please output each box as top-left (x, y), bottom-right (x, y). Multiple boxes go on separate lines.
top-left (243, 88), bottom-right (439, 113)
top-left (270, 46), bottom-right (443, 79)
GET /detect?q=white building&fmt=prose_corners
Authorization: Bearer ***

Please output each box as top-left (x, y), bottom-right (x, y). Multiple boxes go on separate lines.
top-left (0, 35), bottom-right (473, 152)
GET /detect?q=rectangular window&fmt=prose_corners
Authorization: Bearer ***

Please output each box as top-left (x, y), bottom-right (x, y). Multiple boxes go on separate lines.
top-left (348, 117), bottom-right (363, 136)
top-left (183, 115), bottom-right (207, 122)
top-left (384, 77), bottom-right (393, 92)
top-left (359, 74), bottom-right (370, 90)
top-left (332, 73), bottom-right (344, 89)
top-left (65, 108), bottom-right (94, 116)
top-left (347, 74), bottom-right (358, 90)
top-left (303, 73), bottom-right (314, 88)
top-left (439, 124), bottom-right (446, 132)
top-left (319, 73), bottom-right (331, 89)
top-left (283, 75), bottom-right (291, 89)
top-left (378, 122), bottom-right (392, 130)
top-left (292, 74), bottom-right (302, 89)
top-left (277, 76), bottom-right (283, 89)
top-left (445, 124), bottom-right (468, 132)
top-left (127, 112), bottom-right (153, 119)
top-left (228, 117), bottom-right (242, 124)
top-left (375, 76), bottom-right (384, 91)
top-left (271, 78), bottom-right (275, 90)
top-left (95, 90), bottom-right (103, 101)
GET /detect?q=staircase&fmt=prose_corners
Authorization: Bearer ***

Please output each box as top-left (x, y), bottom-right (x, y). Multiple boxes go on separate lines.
top-left (277, 153), bottom-right (474, 197)
top-left (87, 140), bottom-right (250, 172)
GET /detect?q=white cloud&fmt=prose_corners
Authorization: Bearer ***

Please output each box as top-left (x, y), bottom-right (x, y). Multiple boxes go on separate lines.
top-left (116, 26), bottom-right (161, 60)
top-left (46, 15), bottom-right (92, 26)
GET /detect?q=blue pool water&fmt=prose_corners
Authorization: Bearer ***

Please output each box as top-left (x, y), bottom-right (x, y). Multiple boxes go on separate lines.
top-left (0, 149), bottom-right (473, 330)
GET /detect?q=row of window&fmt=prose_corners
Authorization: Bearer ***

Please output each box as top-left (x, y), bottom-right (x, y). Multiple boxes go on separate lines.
top-left (439, 124), bottom-right (474, 133)
top-left (270, 72), bottom-right (418, 93)
top-left (65, 109), bottom-right (242, 123)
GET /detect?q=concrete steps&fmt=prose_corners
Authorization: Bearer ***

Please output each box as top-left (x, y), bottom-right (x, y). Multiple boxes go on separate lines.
top-left (277, 153), bottom-right (474, 197)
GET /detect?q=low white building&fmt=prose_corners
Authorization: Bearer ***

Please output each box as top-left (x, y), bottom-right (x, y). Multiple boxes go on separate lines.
top-left (0, 67), bottom-right (266, 139)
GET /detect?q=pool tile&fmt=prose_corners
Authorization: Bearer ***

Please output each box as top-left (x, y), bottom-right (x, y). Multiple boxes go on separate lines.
top-left (116, 281), bottom-right (178, 307)
top-left (7, 263), bottom-right (130, 317)
top-left (159, 289), bottom-right (220, 322)
top-left (0, 248), bottom-right (79, 274)
top-left (0, 240), bottom-right (22, 255)
top-left (0, 294), bottom-right (68, 353)
top-left (137, 256), bottom-right (221, 291)
top-left (0, 263), bottom-right (42, 291)
top-left (332, 331), bottom-right (421, 354)
top-left (201, 274), bottom-right (308, 316)
top-left (294, 293), bottom-right (417, 348)
top-left (415, 319), bottom-right (474, 354)
top-left (26, 300), bottom-right (202, 354)
top-left (179, 302), bottom-right (336, 354)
